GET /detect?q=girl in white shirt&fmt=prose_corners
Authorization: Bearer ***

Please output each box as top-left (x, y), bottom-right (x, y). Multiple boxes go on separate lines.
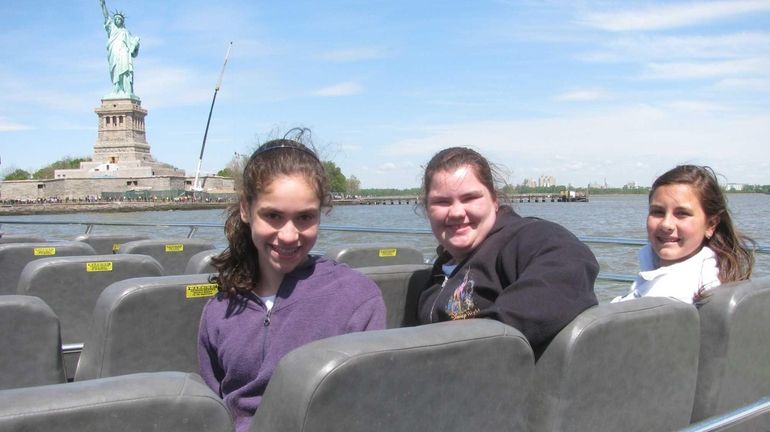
top-left (614, 165), bottom-right (754, 304)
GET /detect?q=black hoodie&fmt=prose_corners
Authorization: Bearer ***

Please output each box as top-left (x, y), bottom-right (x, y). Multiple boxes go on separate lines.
top-left (417, 205), bottom-right (599, 357)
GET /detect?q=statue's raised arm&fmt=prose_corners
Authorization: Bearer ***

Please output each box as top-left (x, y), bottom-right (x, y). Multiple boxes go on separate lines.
top-left (99, 0), bottom-right (109, 23)
top-left (98, 0), bottom-right (140, 99)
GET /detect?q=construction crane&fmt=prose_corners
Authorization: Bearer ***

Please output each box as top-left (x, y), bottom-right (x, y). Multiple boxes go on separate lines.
top-left (192, 41), bottom-right (232, 192)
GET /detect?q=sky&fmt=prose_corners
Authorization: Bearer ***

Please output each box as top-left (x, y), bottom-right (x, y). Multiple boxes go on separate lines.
top-left (1, 0), bottom-right (769, 189)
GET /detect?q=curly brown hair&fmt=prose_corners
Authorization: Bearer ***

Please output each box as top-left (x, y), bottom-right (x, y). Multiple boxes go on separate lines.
top-left (210, 129), bottom-right (332, 297)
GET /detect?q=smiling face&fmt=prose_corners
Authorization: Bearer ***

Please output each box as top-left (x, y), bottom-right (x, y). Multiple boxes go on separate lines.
top-left (647, 183), bottom-right (718, 266)
top-left (426, 166), bottom-right (498, 263)
top-left (240, 174), bottom-right (321, 292)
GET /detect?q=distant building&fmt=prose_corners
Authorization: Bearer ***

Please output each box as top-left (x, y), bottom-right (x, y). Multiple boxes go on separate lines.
top-left (522, 178), bottom-right (538, 187)
top-left (538, 175), bottom-right (556, 187)
top-left (0, 98), bottom-right (234, 201)
top-left (725, 183), bottom-right (745, 191)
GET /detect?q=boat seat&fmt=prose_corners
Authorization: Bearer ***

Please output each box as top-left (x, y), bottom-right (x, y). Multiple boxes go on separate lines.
top-left (118, 239), bottom-right (217, 275)
top-left (184, 248), bottom-right (222, 274)
top-left (0, 372), bottom-right (233, 432)
top-left (16, 254), bottom-right (164, 380)
top-left (324, 245), bottom-right (426, 267)
top-left (0, 295), bottom-right (65, 390)
top-left (72, 233), bottom-right (149, 254)
top-left (0, 234), bottom-right (46, 244)
top-left (356, 264), bottom-right (431, 328)
top-left (251, 319), bottom-right (534, 432)
top-left (528, 297), bottom-right (700, 432)
top-left (0, 241), bottom-right (97, 295)
top-left (691, 277), bottom-right (770, 431)
top-left (75, 274), bottom-right (217, 381)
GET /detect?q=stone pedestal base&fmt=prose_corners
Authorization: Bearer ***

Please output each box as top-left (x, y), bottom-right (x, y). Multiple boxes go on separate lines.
top-left (93, 98), bottom-right (151, 164)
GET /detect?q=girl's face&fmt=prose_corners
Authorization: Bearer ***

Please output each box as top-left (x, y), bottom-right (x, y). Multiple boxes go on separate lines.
top-left (240, 174), bottom-right (321, 283)
top-left (647, 183), bottom-right (718, 266)
top-left (426, 165), bottom-right (498, 263)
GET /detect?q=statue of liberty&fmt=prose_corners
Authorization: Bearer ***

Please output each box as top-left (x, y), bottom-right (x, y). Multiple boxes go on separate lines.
top-left (99, 0), bottom-right (140, 99)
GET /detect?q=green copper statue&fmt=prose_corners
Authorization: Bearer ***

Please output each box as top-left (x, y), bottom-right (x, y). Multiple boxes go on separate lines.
top-left (99, 0), bottom-right (140, 99)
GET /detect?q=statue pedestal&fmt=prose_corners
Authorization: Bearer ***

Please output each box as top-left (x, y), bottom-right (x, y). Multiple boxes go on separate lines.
top-left (93, 98), bottom-right (151, 164)
top-left (54, 98), bottom-right (185, 179)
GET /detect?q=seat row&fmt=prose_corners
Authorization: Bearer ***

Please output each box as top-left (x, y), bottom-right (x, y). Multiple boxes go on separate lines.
top-left (0, 236), bottom-right (218, 293)
top-left (0, 238), bottom-right (427, 294)
top-left (1, 263), bottom-right (769, 431)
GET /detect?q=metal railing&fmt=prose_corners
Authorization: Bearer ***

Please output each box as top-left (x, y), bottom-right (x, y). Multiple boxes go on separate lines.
top-left (678, 396), bottom-right (770, 431)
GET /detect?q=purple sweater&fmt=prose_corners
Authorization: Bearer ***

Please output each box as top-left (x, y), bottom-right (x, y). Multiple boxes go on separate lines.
top-left (197, 256), bottom-right (386, 432)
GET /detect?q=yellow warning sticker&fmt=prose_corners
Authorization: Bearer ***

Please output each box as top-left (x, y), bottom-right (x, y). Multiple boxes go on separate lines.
top-left (165, 244), bottom-right (184, 252)
top-left (33, 247), bottom-right (56, 256)
top-left (112, 243), bottom-right (121, 252)
top-left (378, 248), bottom-right (398, 257)
top-left (86, 261), bottom-right (113, 272)
top-left (186, 283), bottom-right (218, 299)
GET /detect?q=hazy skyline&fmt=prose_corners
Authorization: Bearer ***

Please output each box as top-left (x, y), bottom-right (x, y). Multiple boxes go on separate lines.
top-left (1, 1), bottom-right (769, 188)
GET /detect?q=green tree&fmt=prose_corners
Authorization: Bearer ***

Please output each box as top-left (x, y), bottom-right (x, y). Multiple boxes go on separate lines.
top-left (3, 168), bottom-right (31, 180)
top-left (222, 153), bottom-right (247, 192)
top-left (323, 161), bottom-right (346, 193)
top-left (346, 175), bottom-right (361, 196)
top-left (32, 156), bottom-right (91, 179)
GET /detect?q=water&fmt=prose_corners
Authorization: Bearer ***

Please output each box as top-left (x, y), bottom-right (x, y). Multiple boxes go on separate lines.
top-left (2, 194), bottom-right (768, 303)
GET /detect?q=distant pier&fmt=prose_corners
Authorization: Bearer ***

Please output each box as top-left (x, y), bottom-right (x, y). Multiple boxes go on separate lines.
top-left (335, 193), bottom-right (587, 206)
top-left (335, 196), bottom-right (418, 206)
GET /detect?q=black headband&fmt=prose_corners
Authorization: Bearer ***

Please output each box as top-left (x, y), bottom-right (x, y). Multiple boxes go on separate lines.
top-left (252, 139), bottom-right (320, 162)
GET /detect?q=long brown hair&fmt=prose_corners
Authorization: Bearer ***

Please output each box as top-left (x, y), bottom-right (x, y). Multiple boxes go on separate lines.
top-left (650, 165), bottom-right (754, 282)
top-left (210, 128), bottom-right (332, 297)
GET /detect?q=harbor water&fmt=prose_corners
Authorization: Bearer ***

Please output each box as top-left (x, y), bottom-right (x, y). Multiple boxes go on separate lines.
top-left (2, 194), bottom-right (768, 303)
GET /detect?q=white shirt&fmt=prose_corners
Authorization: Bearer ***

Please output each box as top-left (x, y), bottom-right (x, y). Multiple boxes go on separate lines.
top-left (258, 294), bottom-right (276, 311)
top-left (612, 244), bottom-right (720, 304)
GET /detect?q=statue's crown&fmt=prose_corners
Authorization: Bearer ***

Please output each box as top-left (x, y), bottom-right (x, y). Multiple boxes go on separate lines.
top-left (113, 9), bottom-right (126, 19)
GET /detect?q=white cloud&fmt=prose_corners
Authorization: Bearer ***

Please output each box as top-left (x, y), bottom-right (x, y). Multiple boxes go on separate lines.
top-left (379, 104), bottom-right (770, 186)
top-left (587, 32), bottom-right (770, 64)
top-left (715, 77), bottom-right (770, 91)
top-left (138, 64), bottom-right (212, 108)
top-left (664, 100), bottom-right (724, 114)
top-left (0, 117), bottom-right (31, 132)
top-left (580, 0), bottom-right (770, 32)
top-left (313, 81), bottom-right (363, 97)
top-left (643, 58), bottom-right (769, 80)
top-left (556, 89), bottom-right (611, 102)
top-left (317, 47), bottom-right (385, 62)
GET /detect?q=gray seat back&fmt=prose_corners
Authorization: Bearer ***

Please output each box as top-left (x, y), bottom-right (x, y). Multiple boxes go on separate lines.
top-left (356, 264), bottom-right (431, 328)
top-left (325, 245), bottom-right (426, 267)
top-left (0, 234), bottom-right (46, 244)
top-left (72, 233), bottom-right (149, 254)
top-left (75, 274), bottom-right (218, 381)
top-left (252, 319), bottom-right (534, 432)
top-left (529, 297), bottom-right (700, 432)
top-left (118, 239), bottom-right (217, 275)
top-left (0, 296), bottom-right (65, 390)
top-left (16, 254), bottom-right (164, 346)
top-left (691, 277), bottom-right (770, 430)
top-left (184, 248), bottom-right (222, 274)
top-left (0, 241), bottom-right (97, 295)
top-left (0, 372), bottom-right (233, 432)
